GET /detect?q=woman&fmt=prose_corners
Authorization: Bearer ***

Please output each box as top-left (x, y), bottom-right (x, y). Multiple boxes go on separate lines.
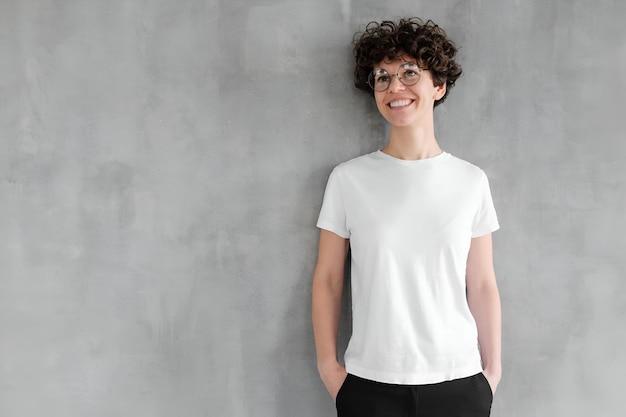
top-left (312, 18), bottom-right (501, 417)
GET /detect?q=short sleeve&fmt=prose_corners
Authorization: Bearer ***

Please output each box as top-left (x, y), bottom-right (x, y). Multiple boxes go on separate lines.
top-left (471, 171), bottom-right (500, 238)
top-left (316, 167), bottom-right (350, 239)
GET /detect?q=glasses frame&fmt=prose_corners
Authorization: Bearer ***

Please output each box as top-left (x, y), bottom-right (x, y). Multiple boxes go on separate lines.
top-left (367, 62), bottom-right (423, 92)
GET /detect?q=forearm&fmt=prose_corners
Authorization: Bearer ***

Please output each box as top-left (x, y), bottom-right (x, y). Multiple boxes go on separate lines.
top-left (467, 282), bottom-right (502, 372)
top-left (312, 271), bottom-right (344, 367)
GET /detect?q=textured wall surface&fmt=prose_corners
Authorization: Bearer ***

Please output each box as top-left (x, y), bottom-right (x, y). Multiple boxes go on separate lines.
top-left (1, 0), bottom-right (625, 416)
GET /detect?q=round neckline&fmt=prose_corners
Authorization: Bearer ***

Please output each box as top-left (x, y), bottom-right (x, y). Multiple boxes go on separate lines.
top-left (375, 149), bottom-right (450, 166)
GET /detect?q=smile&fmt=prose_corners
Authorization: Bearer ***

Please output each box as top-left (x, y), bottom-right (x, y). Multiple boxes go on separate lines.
top-left (388, 99), bottom-right (413, 108)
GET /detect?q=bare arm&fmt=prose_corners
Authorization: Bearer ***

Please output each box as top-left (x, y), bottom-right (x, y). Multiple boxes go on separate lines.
top-left (466, 233), bottom-right (502, 394)
top-left (312, 229), bottom-right (350, 400)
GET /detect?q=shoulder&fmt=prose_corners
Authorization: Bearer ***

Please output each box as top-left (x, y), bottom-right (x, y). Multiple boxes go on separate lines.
top-left (330, 151), bottom-right (379, 175)
top-left (444, 154), bottom-right (489, 181)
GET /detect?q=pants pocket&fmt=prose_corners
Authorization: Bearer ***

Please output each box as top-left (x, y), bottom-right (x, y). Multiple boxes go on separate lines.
top-left (477, 372), bottom-right (494, 403)
top-left (335, 374), bottom-right (352, 409)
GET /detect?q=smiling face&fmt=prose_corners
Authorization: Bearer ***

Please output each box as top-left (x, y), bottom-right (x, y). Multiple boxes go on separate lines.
top-left (373, 55), bottom-right (447, 128)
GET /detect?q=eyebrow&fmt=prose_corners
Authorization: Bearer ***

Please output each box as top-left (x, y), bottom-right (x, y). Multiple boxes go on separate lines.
top-left (374, 61), bottom-right (419, 71)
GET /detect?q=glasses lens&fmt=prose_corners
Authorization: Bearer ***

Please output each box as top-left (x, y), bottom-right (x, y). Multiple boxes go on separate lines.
top-left (399, 63), bottom-right (421, 86)
top-left (368, 64), bottom-right (421, 91)
top-left (368, 69), bottom-right (390, 92)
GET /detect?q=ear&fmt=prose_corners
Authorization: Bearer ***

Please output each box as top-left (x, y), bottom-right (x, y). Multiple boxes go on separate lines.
top-left (434, 82), bottom-right (447, 101)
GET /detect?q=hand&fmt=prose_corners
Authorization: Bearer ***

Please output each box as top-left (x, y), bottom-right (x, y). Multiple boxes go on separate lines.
top-left (318, 361), bottom-right (348, 401)
top-left (482, 367), bottom-right (502, 395)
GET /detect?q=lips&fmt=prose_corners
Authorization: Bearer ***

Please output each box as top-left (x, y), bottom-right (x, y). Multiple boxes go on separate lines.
top-left (388, 99), bottom-right (413, 108)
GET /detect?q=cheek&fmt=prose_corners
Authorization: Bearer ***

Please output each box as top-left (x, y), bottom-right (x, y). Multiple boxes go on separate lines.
top-left (374, 93), bottom-right (387, 111)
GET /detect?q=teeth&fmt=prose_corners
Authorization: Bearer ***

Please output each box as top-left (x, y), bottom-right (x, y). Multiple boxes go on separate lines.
top-left (389, 100), bottom-right (412, 108)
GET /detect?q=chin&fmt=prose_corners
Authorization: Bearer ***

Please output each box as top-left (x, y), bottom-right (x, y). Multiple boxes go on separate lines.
top-left (384, 117), bottom-right (417, 127)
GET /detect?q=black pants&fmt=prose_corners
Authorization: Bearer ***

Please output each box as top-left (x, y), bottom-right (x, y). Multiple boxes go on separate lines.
top-left (336, 373), bottom-right (493, 417)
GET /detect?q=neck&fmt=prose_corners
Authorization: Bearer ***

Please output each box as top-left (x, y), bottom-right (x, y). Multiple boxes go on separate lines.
top-left (381, 123), bottom-right (442, 160)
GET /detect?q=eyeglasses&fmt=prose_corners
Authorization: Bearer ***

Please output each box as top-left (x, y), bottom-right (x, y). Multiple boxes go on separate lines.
top-left (367, 62), bottom-right (423, 92)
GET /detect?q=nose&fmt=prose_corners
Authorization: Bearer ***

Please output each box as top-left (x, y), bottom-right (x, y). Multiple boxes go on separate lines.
top-left (388, 74), bottom-right (405, 92)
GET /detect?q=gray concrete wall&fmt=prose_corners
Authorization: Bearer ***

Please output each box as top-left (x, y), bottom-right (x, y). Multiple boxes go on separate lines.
top-left (1, 0), bottom-right (624, 416)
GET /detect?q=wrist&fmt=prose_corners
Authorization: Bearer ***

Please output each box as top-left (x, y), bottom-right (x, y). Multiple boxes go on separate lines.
top-left (317, 357), bottom-right (340, 372)
top-left (483, 364), bottom-right (502, 378)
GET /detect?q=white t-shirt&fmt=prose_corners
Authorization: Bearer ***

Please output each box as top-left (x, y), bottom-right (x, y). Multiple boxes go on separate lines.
top-left (317, 150), bottom-right (499, 385)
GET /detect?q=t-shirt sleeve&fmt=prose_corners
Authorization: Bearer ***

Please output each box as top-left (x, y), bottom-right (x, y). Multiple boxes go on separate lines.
top-left (471, 171), bottom-right (500, 238)
top-left (316, 167), bottom-right (350, 239)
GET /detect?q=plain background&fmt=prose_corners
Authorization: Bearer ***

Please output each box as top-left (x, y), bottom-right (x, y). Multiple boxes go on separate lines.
top-left (1, 0), bottom-right (625, 416)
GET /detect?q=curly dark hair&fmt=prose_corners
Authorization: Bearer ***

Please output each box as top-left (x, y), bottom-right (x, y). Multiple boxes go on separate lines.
top-left (353, 18), bottom-right (462, 107)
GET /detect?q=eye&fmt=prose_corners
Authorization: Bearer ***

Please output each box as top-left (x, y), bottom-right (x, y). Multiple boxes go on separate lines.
top-left (372, 69), bottom-right (390, 84)
top-left (403, 70), bottom-right (418, 78)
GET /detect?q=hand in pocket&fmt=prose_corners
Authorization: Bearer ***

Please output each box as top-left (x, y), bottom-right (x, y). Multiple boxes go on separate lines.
top-left (319, 362), bottom-right (348, 402)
